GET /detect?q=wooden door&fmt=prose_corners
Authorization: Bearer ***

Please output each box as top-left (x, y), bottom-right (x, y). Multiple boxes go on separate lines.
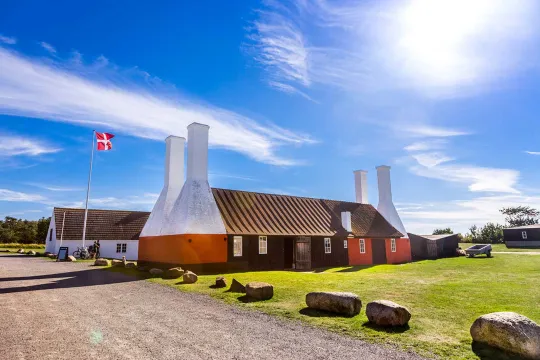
top-left (295, 236), bottom-right (311, 270)
top-left (371, 239), bottom-right (387, 264)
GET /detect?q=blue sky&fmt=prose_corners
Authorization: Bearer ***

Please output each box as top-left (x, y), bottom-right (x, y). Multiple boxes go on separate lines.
top-left (1, 0), bottom-right (540, 234)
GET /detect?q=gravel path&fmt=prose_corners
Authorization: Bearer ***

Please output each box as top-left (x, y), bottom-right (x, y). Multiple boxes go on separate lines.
top-left (0, 255), bottom-right (425, 360)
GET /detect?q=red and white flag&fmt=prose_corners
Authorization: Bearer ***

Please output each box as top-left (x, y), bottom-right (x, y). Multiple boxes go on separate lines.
top-left (96, 132), bottom-right (115, 151)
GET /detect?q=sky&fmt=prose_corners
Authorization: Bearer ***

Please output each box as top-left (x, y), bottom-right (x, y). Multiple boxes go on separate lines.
top-left (1, 0), bottom-right (540, 234)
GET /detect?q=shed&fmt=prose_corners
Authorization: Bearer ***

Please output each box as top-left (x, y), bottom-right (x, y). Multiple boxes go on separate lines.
top-left (408, 233), bottom-right (460, 259)
top-left (503, 225), bottom-right (540, 248)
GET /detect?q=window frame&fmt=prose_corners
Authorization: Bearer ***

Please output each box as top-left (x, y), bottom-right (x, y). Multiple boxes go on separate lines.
top-left (343, 239), bottom-right (348, 249)
top-left (233, 236), bottom-right (243, 257)
top-left (522, 231), bottom-right (528, 240)
top-left (359, 238), bottom-right (366, 254)
top-left (121, 243), bottom-right (127, 253)
top-left (391, 238), bottom-right (397, 252)
top-left (258, 236), bottom-right (268, 255)
top-left (324, 237), bottom-right (332, 254)
top-left (116, 243), bottom-right (122, 253)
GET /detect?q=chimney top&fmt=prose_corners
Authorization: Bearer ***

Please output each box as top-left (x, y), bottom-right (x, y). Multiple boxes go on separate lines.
top-left (188, 122), bottom-right (210, 129)
top-left (166, 135), bottom-right (186, 141)
top-left (376, 165), bottom-right (391, 170)
top-left (354, 169), bottom-right (368, 174)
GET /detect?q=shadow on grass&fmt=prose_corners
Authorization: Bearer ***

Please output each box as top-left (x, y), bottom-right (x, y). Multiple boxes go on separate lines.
top-left (237, 295), bottom-right (269, 303)
top-left (299, 307), bottom-right (355, 318)
top-left (335, 265), bottom-right (375, 273)
top-left (471, 341), bottom-right (524, 360)
top-left (209, 284), bottom-right (228, 289)
top-left (361, 321), bottom-right (410, 333)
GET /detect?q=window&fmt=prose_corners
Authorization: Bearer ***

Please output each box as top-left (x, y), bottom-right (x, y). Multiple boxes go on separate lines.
top-left (522, 231), bottom-right (528, 239)
top-left (258, 236), bottom-right (267, 254)
top-left (324, 238), bottom-right (331, 254)
top-left (49, 229), bottom-right (53, 242)
top-left (391, 238), bottom-right (397, 252)
top-left (116, 243), bottom-right (127, 253)
top-left (343, 239), bottom-right (348, 249)
top-left (359, 239), bottom-right (366, 254)
top-left (233, 236), bottom-right (242, 257)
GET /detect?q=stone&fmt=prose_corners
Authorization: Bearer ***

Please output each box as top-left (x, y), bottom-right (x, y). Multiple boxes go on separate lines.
top-left (456, 249), bottom-right (466, 256)
top-left (67, 255), bottom-right (77, 262)
top-left (306, 292), bottom-right (361, 316)
top-left (246, 282), bottom-right (274, 300)
top-left (137, 266), bottom-right (148, 272)
top-left (48, 253), bottom-right (57, 259)
top-left (183, 271), bottom-right (198, 284)
top-left (111, 259), bottom-right (123, 267)
top-left (125, 262), bottom-right (137, 269)
top-left (228, 279), bottom-right (246, 293)
top-left (44, 252), bottom-right (51, 256)
top-left (17, 248), bottom-right (24, 254)
top-left (215, 276), bottom-right (227, 288)
top-left (366, 300), bottom-right (411, 327)
top-left (4, 249), bottom-right (10, 253)
top-left (164, 267), bottom-right (184, 279)
top-left (27, 250), bottom-right (36, 256)
top-left (94, 258), bottom-right (110, 266)
top-left (149, 268), bottom-right (164, 276)
top-left (471, 312), bottom-right (540, 359)
top-left (122, 256), bottom-right (127, 266)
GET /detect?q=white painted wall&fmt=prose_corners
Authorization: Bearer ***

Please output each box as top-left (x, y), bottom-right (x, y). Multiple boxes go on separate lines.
top-left (54, 239), bottom-right (139, 260)
top-left (45, 212), bottom-right (57, 254)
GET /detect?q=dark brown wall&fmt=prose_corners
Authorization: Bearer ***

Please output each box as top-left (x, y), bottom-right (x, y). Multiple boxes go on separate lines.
top-left (504, 228), bottom-right (540, 242)
top-left (310, 236), bottom-right (349, 268)
top-left (408, 234), bottom-right (428, 260)
top-left (227, 235), bottom-right (284, 270)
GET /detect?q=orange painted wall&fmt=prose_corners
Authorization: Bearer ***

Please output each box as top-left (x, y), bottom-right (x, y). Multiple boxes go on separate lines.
top-left (138, 234), bottom-right (227, 265)
top-left (385, 238), bottom-right (412, 264)
top-left (347, 238), bottom-right (373, 265)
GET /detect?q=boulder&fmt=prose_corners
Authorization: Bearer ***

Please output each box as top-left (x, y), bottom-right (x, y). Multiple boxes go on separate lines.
top-left (47, 253), bottom-right (57, 259)
top-left (456, 249), bottom-right (466, 256)
top-left (111, 259), bottom-right (123, 267)
top-left (149, 268), bottom-right (164, 276)
top-left (94, 258), bottom-right (110, 266)
top-left (164, 267), bottom-right (184, 279)
top-left (122, 256), bottom-right (127, 266)
top-left (17, 248), bottom-right (25, 254)
top-left (125, 262), bottom-right (137, 269)
top-left (471, 312), bottom-right (540, 359)
top-left (306, 292), bottom-right (361, 316)
top-left (27, 250), bottom-right (36, 256)
top-left (366, 300), bottom-right (411, 327)
top-left (228, 279), bottom-right (246, 293)
top-left (67, 255), bottom-right (77, 262)
top-left (183, 271), bottom-right (198, 284)
top-left (246, 282), bottom-right (274, 301)
top-left (215, 276), bottom-right (227, 288)
top-left (4, 249), bottom-right (10, 253)
top-left (137, 266), bottom-right (148, 272)
top-left (44, 252), bottom-right (51, 256)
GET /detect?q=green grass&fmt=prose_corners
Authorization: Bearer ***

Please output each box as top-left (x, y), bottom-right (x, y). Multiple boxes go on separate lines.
top-left (113, 255), bottom-right (540, 360)
top-left (0, 243), bottom-right (45, 249)
top-left (459, 242), bottom-right (540, 252)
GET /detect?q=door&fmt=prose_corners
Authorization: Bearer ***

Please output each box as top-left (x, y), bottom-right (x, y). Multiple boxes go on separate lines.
top-left (295, 236), bottom-right (311, 270)
top-left (284, 237), bottom-right (294, 269)
top-left (371, 239), bottom-right (387, 264)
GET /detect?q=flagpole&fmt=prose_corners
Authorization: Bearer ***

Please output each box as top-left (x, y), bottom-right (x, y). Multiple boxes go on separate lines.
top-left (82, 130), bottom-right (95, 248)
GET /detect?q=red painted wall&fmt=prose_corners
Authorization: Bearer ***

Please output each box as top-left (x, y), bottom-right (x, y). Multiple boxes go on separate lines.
top-left (385, 237), bottom-right (412, 264)
top-left (348, 238), bottom-right (373, 265)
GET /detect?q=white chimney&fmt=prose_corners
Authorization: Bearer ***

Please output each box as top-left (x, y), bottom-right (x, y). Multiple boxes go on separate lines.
top-left (376, 165), bottom-right (407, 238)
top-left (164, 123), bottom-right (226, 235)
top-left (354, 170), bottom-right (368, 204)
top-left (141, 136), bottom-right (186, 237)
top-left (341, 211), bottom-right (352, 232)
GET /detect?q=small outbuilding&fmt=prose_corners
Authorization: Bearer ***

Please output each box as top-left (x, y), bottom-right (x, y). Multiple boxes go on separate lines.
top-left (504, 225), bottom-right (540, 248)
top-left (408, 233), bottom-right (460, 260)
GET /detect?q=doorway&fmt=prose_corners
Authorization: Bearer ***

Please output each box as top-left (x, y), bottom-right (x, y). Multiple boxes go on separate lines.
top-left (371, 239), bottom-right (387, 264)
top-left (284, 237), bottom-right (294, 269)
top-left (295, 236), bottom-right (311, 270)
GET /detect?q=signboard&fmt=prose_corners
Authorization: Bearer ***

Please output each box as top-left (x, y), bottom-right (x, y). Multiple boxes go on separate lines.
top-left (57, 247), bottom-right (69, 261)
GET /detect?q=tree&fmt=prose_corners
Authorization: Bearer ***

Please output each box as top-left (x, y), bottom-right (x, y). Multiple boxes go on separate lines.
top-left (0, 216), bottom-right (50, 244)
top-left (36, 217), bottom-right (51, 243)
top-left (433, 228), bottom-right (453, 235)
top-left (480, 223), bottom-right (504, 244)
top-left (500, 206), bottom-right (539, 227)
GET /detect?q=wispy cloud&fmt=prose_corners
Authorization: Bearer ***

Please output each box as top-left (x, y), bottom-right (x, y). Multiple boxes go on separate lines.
top-left (247, 0), bottom-right (540, 98)
top-left (0, 46), bottom-right (315, 166)
top-left (0, 35), bottom-right (16, 45)
top-left (0, 189), bottom-right (46, 202)
top-left (39, 41), bottom-right (56, 54)
top-left (404, 139), bottom-right (447, 152)
top-left (525, 151), bottom-right (540, 155)
top-left (403, 125), bottom-right (470, 138)
top-left (25, 183), bottom-right (83, 192)
top-left (0, 133), bottom-right (61, 157)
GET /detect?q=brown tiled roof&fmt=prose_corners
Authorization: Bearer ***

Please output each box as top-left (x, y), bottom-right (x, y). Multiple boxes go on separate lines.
top-left (53, 208), bottom-right (150, 241)
top-left (212, 188), bottom-right (403, 238)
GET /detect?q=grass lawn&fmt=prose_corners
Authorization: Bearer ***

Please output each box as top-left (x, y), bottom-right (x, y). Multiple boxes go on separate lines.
top-left (114, 254), bottom-right (540, 360)
top-left (459, 242), bottom-right (540, 252)
top-left (0, 247), bottom-right (45, 253)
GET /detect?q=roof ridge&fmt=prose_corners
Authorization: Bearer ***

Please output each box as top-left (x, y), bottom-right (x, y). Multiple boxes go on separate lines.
top-left (53, 207), bottom-right (150, 214)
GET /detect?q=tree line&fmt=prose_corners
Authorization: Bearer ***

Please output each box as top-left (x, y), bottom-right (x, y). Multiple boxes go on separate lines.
top-left (432, 206), bottom-right (539, 244)
top-left (0, 216), bottom-right (51, 244)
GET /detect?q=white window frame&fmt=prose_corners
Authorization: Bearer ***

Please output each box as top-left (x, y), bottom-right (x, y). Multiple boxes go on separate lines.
top-left (391, 238), bottom-right (397, 252)
top-left (343, 239), bottom-right (348, 249)
top-left (121, 243), bottom-right (127, 253)
top-left (233, 236), bottom-right (243, 257)
top-left (522, 231), bottom-right (528, 239)
top-left (324, 238), bottom-right (331, 254)
top-left (258, 236), bottom-right (267, 255)
top-left (116, 243), bottom-right (127, 254)
top-left (359, 239), bottom-right (366, 254)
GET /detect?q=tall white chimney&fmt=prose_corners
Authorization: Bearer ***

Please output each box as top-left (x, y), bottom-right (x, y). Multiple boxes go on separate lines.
top-left (341, 211), bottom-right (352, 232)
top-left (354, 170), bottom-right (368, 204)
top-left (376, 165), bottom-right (407, 238)
top-left (164, 123), bottom-right (226, 235)
top-left (141, 136), bottom-right (186, 237)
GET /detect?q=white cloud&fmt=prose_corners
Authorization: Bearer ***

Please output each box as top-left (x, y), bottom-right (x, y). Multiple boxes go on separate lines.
top-left (0, 35), bottom-right (16, 45)
top-left (39, 41), bottom-right (56, 54)
top-left (404, 139), bottom-right (447, 152)
top-left (0, 134), bottom-right (61, 157)
top-left (0, 189), bottom-right (46, 202)
top-left (25, 183), bottom-right (83, 192)
top-left (525, 151), bottom-right (540, 155)
top-left (0, 46), bottom-right (315, 166)
top-left (248, 0), bottom-right (540, 98)
top-left (403, 125), bottom-right (470, 138)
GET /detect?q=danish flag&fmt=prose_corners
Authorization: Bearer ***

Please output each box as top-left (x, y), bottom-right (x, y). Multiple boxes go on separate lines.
top-left (96, 132), bottom-right (115, 151)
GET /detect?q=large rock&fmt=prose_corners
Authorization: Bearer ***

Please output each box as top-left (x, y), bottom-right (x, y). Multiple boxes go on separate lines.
top-left (111, 259), bottom-right (124, 267)
top-left (27, 250), bottom-right (36, 256)
top-left (471, 312), bottom-right (540, 359)
top-left (228, 279), bottom-right (246, 293)
top-left (215, 276), bottom-right (227, 288)
top-left (17, 248), bottom-right (25, 254)
top-left (183, 271), bottom-right (198, 284)
top-left (48, 253), bottom-right (57, 259)
top-left (246, 282), bottom-right (274, 301)
top-left (94, 258), bottom-right (110, 266)
top-left (44, 252), bottom-right (51, 256)
top-left (67, 255), bottom-right (77, 262)
top-left (366, 300), bottom-right (411, 327)
top-left (125, 262), bottom-right (137, 269)
top-left (149, 268), bottom-right (164, 276)
top-left (122, 256), bottom-right (127, 266)
top-left (306, 292), bottom-right (361, 316)
top-left (163, 267), bottom-right (184, 279)
top-left (137, 266), bottom-right (148, 272)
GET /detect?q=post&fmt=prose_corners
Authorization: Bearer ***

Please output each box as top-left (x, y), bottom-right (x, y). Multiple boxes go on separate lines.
top-left (82, 130), bottom-right (95, 248)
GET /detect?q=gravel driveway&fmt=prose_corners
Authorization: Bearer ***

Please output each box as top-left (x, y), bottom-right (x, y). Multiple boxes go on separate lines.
top-left (0, 255), bottom-right (425, 360)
